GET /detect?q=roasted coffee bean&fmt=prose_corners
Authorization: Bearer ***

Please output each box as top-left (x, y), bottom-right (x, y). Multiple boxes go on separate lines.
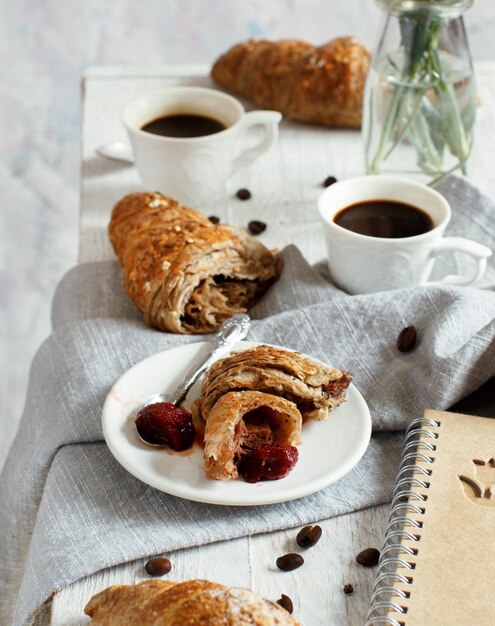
top-left (145, 557), bottom-right (172, 576)
top-left (248, 220), bottom-right (267, 235)
top-left (356, 548), bottom-right (380, 567)
top-left (296, 525), bottom-right (322, 548)
top-left (276, 553), bottom-right (304, 571)
top-left (343, 583), bottom-right (354, 595)
top-left (277, 594), bottom-right (294, 614)
top-left (322, 176), bottom-right (338, 188)
top-left (208, 215), bottom-right (220, 224)
top-left (397, 325), bottom-right (417, 352)
top-left (236, 188), bottom-right (252, 200)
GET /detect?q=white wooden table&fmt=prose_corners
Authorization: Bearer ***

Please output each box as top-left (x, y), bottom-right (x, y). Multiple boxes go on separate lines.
top-left (41, 62), bottom-right (495, 626)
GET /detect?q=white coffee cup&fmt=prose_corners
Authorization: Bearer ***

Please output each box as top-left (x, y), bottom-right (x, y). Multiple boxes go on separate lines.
top-left (318, 175), bottom-right (492, 294)
top-left (121, 86), bottom-right (282, 207)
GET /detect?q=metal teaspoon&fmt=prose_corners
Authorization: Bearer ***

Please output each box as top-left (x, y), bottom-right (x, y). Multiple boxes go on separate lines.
top-left (136, 313), bottom-right (251, 446)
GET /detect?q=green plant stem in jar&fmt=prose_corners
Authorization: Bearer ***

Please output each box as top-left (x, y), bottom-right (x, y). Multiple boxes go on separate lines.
top-left (364, 0), bottom-right (476, 184)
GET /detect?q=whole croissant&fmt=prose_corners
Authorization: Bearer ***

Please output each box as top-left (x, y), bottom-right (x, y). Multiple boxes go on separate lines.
top-left (109, 192), bottom-right (280, 334)
top-left (211, 37), bottom-right (370, 128)
top-left (84, 578), bottom-right (301, 625)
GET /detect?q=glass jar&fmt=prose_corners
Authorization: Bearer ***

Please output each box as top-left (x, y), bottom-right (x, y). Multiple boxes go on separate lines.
top-left (363, 0), bottom-right (476, 184)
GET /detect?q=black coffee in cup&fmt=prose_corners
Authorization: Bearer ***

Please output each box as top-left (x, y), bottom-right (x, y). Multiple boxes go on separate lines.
top-left (141, 114), bottom-right (226, 138)
top-left (333, 200), bottom-right (434, 239)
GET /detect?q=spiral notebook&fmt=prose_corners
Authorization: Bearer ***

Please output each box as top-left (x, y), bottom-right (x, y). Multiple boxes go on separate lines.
top-left (365, 409), bottom-right (495, 626)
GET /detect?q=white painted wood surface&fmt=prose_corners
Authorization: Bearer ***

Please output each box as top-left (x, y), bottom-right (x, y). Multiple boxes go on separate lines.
top-left (43, 63), bottom-right (495, 626)
top-left (50, 505), bottom-right (390, 626)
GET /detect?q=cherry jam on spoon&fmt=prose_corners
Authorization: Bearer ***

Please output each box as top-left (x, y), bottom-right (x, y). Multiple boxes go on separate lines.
top-left (135, 314), bottom-right (251, 450)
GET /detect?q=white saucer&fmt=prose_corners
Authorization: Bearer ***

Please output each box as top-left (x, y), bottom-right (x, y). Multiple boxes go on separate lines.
top-left (102, 341), bottom-right (372, 506)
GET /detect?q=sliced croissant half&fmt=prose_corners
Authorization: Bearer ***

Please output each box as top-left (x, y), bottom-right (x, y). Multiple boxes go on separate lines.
top-left (108, 192), bottom-right (280, 334)
top-left (204, 390), bottom-right (302, 480)
top-left (200, 344), bottom-right (352, 423)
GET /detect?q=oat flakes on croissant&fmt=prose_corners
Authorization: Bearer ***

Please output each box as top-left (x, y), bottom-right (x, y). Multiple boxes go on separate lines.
top-left (211, 36), bottom-right (370, 128)
top-left (109, 192), bottom-right (280, 334)
top-left (84, 578), bottom-right (301, 625)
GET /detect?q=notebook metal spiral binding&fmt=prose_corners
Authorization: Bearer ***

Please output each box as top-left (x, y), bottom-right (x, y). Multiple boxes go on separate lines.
top-left (365, 417), bottom-right (441, 626)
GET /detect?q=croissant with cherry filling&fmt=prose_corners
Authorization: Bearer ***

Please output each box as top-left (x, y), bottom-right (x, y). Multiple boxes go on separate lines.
top-left (204, 390), bottom-right (302, 480)
top-left (200, 345), bottom-right (352, 423)
top-left (211, 37), bottom-right (370, 128)
top-left (109, 192), bottom-right (280, 334)
top-left (84, 578), bottom-right (301, 625)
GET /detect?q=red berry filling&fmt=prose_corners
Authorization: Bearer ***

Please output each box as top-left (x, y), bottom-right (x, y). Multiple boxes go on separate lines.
top-left (136, 402), bottom-right (195, 451)
top-left (239, 445), bottom-right (299, 483)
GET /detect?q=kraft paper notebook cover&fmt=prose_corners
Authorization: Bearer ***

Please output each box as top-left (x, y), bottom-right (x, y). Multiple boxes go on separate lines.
top-left (365, 409), bottom-right (495, 626)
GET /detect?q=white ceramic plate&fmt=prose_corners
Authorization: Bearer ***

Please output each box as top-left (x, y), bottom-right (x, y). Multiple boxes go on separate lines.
top-left (102, 341), bottom-right (371, 506)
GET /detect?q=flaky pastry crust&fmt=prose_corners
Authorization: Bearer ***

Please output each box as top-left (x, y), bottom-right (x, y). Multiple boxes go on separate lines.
top-left (200, 345), bottom-right (352, 422)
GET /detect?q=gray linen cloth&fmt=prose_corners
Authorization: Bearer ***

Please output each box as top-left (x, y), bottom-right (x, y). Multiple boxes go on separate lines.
top-left (1, 177), bottom-right (494, 625)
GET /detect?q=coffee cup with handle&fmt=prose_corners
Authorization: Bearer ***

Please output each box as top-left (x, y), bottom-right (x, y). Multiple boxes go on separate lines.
top-left (111, 86), bottom-right (281, 207)
top-left (318, 175), bottom-right (492, 294)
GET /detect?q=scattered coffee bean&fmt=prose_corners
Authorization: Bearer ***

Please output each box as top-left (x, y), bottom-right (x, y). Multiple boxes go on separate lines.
top-left (277, 594), bottom-right (294, 614)
top-left (343, 583), bottom-right (354, 595)
top-left (356, 548), bottom-right (380, 567)
top-left (236, 188), bottom-right (252, 200)
top-left (276, 553), bottom-right (304, 571)
top-left (248, 220), bottom-right (267, 235)
top-left (296, 525), bottom-right (322, 548)
top-left (397, 325), bottom-right (417, 352)
top-left (208, 215), bottom-right (220, 224)
top-left (145, 557), bottom-right (172, 576)
top-left (322, 176), bottom-right (338, 188)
